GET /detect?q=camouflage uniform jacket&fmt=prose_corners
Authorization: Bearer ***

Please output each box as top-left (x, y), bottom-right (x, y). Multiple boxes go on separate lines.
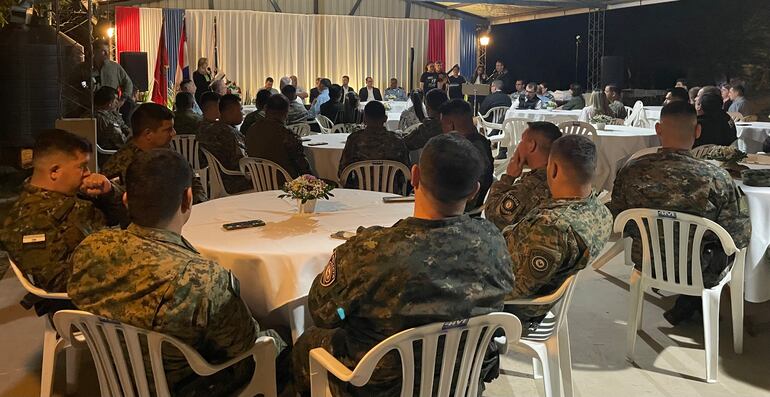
top-left (305, 215), bottom-right (513, 395)
top-left (485, 168), bottom-right (550, 230)
top-left (245, 117), bottom-right (312, 179)
top-left (240, 110), bottom-right (265, 135)
top-left (465, 132), bottom-right (495, 212)
top-left (198, 121), bottom-right (252, 193)
top-left (337, 127), bottom-right (410, 177)
top-left (174, 109), bottom-right (203, 136)
top-left (403, 117), bottom-right (443, 151)
top-left (101, 140), bottom-right (208, 204)
top-left (504, 192), bottom-right (612, 318)
top-left (95, 109), bottom-right (130, 150)
top-left (609, 148), bottom-right (751, 286)
top-left (68, 224), bottom-right (286, 396)
top-left (0, 182), bottom-right (126, 292)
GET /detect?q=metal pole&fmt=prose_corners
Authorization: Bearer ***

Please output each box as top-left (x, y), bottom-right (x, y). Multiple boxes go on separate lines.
top-left (88, 0), bottom-right (93, 117)
top-left (55, 0), bottom-right (63, 119)
top-left (575, 36), bottom-right (580, 83)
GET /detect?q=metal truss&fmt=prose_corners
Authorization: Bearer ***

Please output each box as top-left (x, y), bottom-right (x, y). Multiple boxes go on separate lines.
top-left (586, 8), bottom-right (605, 90)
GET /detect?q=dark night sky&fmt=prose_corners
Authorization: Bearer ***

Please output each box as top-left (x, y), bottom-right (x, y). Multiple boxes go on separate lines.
top-left (486, 0), bottom-right (770, 91)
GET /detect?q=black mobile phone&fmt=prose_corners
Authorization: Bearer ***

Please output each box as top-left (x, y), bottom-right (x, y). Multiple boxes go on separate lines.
top-left (383, 196), bottom-right (415, 203)
top-left (222, 219), bottom-right (266, 231)
top-left (307, 142), bottom-right (328, 146)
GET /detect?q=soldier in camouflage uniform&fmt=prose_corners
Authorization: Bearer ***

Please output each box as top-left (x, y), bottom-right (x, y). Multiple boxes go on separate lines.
top-left (197, 91), bottom-right (221, 133)
top-left (439, 99), bottom-right (494, 212)
top-left (93, 87), bottom-right (130, 167)
top-left (403, 88), bottom-right (448, 151)
top-left (102, 103), bottom-right (208, 204)
top-left (337, 101), bottom-right (410, 182)
top-left (173, 92), bottom-right (203, 135)
top-left (485, 122), bottom-right (562, 230)
top-left (197, 94), bottom-right (253, 194)
top-left (504, 134), bottom-right (612, 333)
top-left (241, 89), bottom-right (272, 134)
top-left (0, 130), bottom-right (126, 296)
top-left (610, 101), bottom-right (751, 324)
top-left (69, 150), bottom-right (288, 396)
top-left (293, 134), bottom-right (514, 396)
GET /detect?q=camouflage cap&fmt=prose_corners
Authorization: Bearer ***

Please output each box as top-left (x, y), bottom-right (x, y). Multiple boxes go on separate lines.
top-left (741, 169), bottom-right (770, 187)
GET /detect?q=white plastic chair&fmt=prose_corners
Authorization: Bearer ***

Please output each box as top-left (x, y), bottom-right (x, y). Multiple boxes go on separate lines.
top-left (500, 275), bottom-right (579, 397)
top-left (402, 122), bottom-right (421, 136)
top-left (727, 112), bottom-right (743, 122)
top-left (170, 134), bottom-right (202, 170)
top-left (690, 144), bottom-right (717, 159)
top-left (741, 115), bottom-right (758, 122)
top-left (8, 258), bottom-right (79, 397)
top-left (315, 115), bottom-right (334, 134)
top-left (200, 148), bottom-right (247, 199)
top-left (557, 121), bottom-right (596, 139)
top-left (288, 123), bottom-right (312, 137)
top-left (329, 123), bottom-right (362, 134)
top-left (96, 144), bottom-right (117, 156)
top-left (477, 106), bottom-right (510, 135)
top-left (615, 209), bottom-right (745, 383)
top-left (340, 160), bottom-right (411, 196)
top-left (239, 157), bottom-right (292, 192)
top-left (548, 115), bottom-right (577, 126)
top-left (53, 310), bottom-right (278, 397)
top-left (309, 313), bottom-right (522, 397)
top-left (624, 100), bottom-right (651, 128)
top-left (500, 117), bottom-right (530, 149)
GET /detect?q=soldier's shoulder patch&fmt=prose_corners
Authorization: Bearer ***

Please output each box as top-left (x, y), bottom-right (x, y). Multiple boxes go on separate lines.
top-left (501, 194), bottom-right (521, 215)
top-left (320, 252), bottom-right (337, 287)
top-left (529, 249), bottom-right (556, 277)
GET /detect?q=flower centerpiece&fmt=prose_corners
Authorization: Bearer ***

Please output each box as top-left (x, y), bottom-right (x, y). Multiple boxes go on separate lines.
top-left (590, 114), bottom-right (615, 130)
top-left (226, 80), bottom-right (242, 97)
top-left (382, 101), bottom-right (392, 111)
top-left (545, 101), bottom-right (557, 110)
top-left (384, 94), bottom-right (397, 102)
top-left (278, 175), bottom-right (334, 214)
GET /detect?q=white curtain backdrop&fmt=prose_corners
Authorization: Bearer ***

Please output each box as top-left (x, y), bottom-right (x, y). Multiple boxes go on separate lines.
top-left (185, 9), bottom-right (427, 101)
top-left (445, 20), bottom-right (460, 72)
top-left (139, 8), bottom-right (163, 95)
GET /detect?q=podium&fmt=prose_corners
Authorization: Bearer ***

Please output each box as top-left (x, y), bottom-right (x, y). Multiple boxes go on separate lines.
top-left (462, 83), bottom-right (490, 114)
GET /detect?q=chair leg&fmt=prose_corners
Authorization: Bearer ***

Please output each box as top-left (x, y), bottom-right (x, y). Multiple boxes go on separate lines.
top-left (702, 291), bottom-right (721, 383)
top-left (65, 347), bottom-right (82, 395)
top-left (729, 282), bottom-right (745, 355)
top-left (542, 343), bottom-right (562, 397)
top-left (532, 357), bottom-right (543, 380)
top-left (626, 272), bottom-right (644, 361)
top-left (558, 323), bottom-right (574, 397)
top-left (40, 320), bottom-right (59, 397)
top-left (309, 356), bottom-right (331, 397)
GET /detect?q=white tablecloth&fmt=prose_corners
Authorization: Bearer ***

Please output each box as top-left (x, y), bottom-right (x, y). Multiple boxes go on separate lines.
top-left (359, 100), bottom-right (410, 131)
top-left (736, 122), bottom-right (770, 154)
top-left (644, 106), bottom-right (662, 122)
top-left (303, 133), bottom-right (349, 182)
top-left (594, 125), bottom-right (660, 191)
top-left (735, 182), bottom-right (770, 303)
top-left (504, 108), bottom-right (582, 123)
top-left (182, 189), bottom-right (414, 320)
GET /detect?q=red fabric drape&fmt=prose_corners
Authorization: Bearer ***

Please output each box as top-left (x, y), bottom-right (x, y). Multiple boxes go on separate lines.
top-left (151, 20), bottom-right (168, 105)
top-left (115, 7), bottom-right (140, 64)
top-left (427, 19), bottom-right (446, 68)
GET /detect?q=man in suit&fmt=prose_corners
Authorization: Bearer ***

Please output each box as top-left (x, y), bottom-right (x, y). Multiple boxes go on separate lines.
top-left (359, 77), bottom-right (383, 102)
top-left (480, 80), bottom-right (512, 115)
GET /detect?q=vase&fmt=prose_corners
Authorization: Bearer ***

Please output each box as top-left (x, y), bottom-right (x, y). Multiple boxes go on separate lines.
top-left (595, 122), bottom-right (606, 130)
top-left (297, 199), bottom-right (317, 214)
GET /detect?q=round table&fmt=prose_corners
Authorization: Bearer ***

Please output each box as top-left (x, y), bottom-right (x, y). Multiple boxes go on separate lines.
top-left (504, 108), bottom-right (582, 123)
top-left (735, 181), bottom-right (770, 303)
top-left (644, 106), bottom-right (662, 122)
top-left (592, 125), bottom-right (660, 191)
top-left (303, 133), bottom-right (349, 182)
top-left (736, 122), bottom-right (770, 154)
top-left (182, 189), bottom-right (414, 328)
top-left (359, 100), bottom-right (411, 131)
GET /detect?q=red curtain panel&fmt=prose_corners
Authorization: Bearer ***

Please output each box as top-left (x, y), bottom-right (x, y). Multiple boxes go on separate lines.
top-left (427, 19), bottom-right (446, 67)
top-left (115, 7), bottom-right (140, 63)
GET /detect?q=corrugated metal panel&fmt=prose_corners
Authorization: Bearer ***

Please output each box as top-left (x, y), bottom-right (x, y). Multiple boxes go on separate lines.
top-left (411, 2), bottom-right (456, 19)
top-left (277, 0), bottom-right (316, 14)
top-left (212, 0), bottom-right (273, 11)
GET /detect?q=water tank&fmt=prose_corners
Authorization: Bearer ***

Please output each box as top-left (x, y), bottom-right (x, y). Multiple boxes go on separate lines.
top-left (0, 22), bottom-right (77, 149)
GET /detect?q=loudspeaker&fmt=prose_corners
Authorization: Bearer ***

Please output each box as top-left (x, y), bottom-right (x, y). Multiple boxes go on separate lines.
top-left (119, 52), bottom-right (148, 92)
top-left (601, 56), bottom-right (625, 89)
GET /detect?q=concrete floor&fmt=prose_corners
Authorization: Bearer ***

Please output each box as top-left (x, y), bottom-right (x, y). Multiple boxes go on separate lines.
top-left (1, 245), bottom-right (769, 397)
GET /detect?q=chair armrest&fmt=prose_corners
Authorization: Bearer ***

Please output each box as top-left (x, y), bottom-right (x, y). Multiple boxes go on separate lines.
top-left (191, 336), bottom-right (277, 375)
top-left (38, 291), bottom-right (70, 300)
top-left (505, 295), bottom-right (560, 306)
top-left (309, 348), bottom-right (355, 382)
top-left (220, 167), bottom-right (245, 177)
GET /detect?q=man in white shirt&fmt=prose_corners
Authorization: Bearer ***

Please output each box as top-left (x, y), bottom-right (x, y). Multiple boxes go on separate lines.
top-left (728, 85), bottom-right (751, 116)
top-left (290, 75), bottom-right (309, 101)
top-left (309, 78), bottom-right (332, 117)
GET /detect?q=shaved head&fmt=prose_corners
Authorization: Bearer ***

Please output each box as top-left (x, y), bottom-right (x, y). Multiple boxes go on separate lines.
top-left (656, 101), bottom-right (700, 148)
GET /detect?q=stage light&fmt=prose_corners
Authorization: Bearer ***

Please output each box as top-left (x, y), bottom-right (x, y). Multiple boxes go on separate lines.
top-left (479, 35), bottom-right (490, 46)
top-left (107, 27), bottom-right (114, 38)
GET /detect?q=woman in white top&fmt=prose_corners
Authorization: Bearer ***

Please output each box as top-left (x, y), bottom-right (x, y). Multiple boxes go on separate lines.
top-left (579, 91), bottom-right (613, 122)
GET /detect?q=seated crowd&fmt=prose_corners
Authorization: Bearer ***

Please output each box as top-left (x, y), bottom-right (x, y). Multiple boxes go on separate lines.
top-left (1, 58), bottom-right (754, 395)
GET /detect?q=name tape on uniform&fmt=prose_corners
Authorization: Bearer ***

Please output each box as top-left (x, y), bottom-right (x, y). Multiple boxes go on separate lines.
top-left (22, 234), bottom-right (46, 244)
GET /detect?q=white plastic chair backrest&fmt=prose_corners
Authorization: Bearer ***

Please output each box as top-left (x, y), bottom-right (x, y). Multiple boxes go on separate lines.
top-left (339, 313), bottom-right (522, 396)
top-left (624, 106), bottom-right (633, 116)
top-left (200, 148), bottom-right (228, 199)
top-left (625, 146), bottom-right (661, 165)
top-left (315, 115), bottom-right (334, 133)
top-left (403, 123), bottom-right (421, 136)
top-left (624, 101), bottom-right (650, 128)
top-left (53, 310), bottom-right (275, 397)
top-left (239, 157), bottom-right (292, 192)
top-left (479, 107), bottom-right (509, 130)
top-left (506, 275), bottom-right (578, 339)
top-left (287, 123), bottom-right (312, 137)
top-left (557, 121), bottom-right (596, 138)
top-left (329, 123), bottom-right (361, 134)
top-left (548, 115), bottom-right (575, 126)
top-left (614, 209), bottom-right (739, 295)
top-left (501, 118), bottom-right (529, 148)
top-left (742, 115), bottom-right (758, 122)
top-left (7, 258), bottom-right (69, 300)
top-left (727, 112), bottom-right (743, 122)
top-left (170, 134), bottom-right (201, 170)
top-left (96, 144), bottom-right (117, 155)
top-left (340, 160), bottom-right (411, 196)
top-left (691, 144), bottom-right (717, 159)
